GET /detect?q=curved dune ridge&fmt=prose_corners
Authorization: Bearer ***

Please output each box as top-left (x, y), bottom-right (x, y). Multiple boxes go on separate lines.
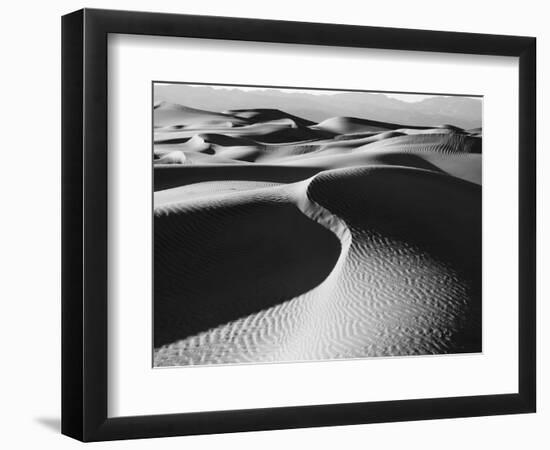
top-left (153, 102), bottom-right (482, 367)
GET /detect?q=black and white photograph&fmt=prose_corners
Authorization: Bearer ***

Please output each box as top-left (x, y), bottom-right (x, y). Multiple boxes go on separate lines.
top-left (153, 83), bottom-right (483, 367)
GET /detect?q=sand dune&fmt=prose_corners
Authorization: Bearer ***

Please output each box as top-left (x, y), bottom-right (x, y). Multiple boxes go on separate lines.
top-left (154, 102), bottom-right (249, 129)
top-left (154, 167), bottom-right (480, 365)
top-left (153, 150), bottom-right (187, 165)
top-left (154, 122), bottom-right (334, 145)
top-left (361, 132), bottom-right (481, 154)
top-left (152, 101), bottom-right (482, 366)
top-left (154, 183), bottom-right (342, 351)
top-left (154, 165), bottom-right (323, 191)
top-left (226, 108), bottom-right (316, 127)
top-left (314, 116), bottom-right (425, 134)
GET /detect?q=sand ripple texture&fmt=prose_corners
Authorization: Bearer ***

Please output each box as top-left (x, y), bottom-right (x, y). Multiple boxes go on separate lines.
top-left (153, 104), bottom-right (482, 367)
top-left (154, 168), bottom-right (480, 366)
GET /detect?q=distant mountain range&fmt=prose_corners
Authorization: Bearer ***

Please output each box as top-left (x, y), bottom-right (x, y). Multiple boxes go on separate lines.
top-left (154, 84), bottom-right (482, 130)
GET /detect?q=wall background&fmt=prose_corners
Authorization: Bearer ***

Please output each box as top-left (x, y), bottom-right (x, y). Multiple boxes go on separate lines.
top-left (0, 1), bottom-right (546, 448)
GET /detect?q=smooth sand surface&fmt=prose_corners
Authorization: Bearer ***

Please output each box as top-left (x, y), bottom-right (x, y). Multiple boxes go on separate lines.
top-left (152, 103), bottom-right (482, 366)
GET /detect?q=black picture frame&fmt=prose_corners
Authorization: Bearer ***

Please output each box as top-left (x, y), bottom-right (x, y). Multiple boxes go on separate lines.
top-left (61, 8), bottom-right (536, 442)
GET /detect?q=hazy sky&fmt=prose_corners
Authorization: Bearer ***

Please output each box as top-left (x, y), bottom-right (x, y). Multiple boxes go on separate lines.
top-left (154, 83), bottom-right (482, 128)
top-left (157, 83), bottom-right (470, 103)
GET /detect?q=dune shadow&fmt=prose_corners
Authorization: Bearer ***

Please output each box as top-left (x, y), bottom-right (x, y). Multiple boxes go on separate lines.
top-left (154, 198), bottom-right (342, 348)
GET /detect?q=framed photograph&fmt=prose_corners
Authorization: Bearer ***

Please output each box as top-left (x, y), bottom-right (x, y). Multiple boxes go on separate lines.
top-left (62, 8), bottom-right (536, 441)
